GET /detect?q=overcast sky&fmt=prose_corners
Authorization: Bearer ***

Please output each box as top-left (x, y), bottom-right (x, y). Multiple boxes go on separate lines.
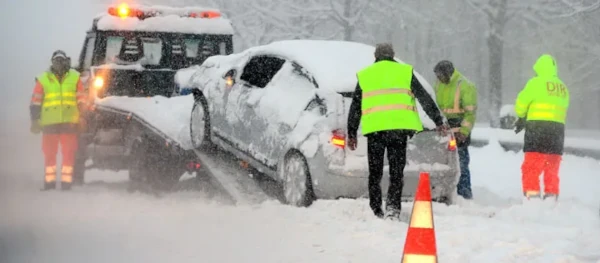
top-left (0, 0), bottom-right (105, 130)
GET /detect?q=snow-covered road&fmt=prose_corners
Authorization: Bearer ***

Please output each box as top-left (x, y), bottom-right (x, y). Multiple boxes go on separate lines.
top-left (1, 124), bottom-right (600, 263)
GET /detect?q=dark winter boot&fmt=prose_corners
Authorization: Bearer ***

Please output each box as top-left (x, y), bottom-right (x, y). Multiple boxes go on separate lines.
top-left (373, 208), bottom-right (384, 219)
top-left (384, 206), bottom-right (403, 221)
top-left (41, 172), bottom-right (57, 191)
top-left (543, 193), bottom-right (558, 201)
top-left (524, 191), bottom-right (541, 200)
top-left (41, 181), bottom-right (56, 191)
top-left (61, 182), bottom-right (72, 191)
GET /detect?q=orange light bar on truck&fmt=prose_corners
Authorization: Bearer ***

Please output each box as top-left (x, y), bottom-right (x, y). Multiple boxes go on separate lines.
top-left (189, 11), bottom-right (221, 18)
top-left (108, 3), bottom-right (143, 19)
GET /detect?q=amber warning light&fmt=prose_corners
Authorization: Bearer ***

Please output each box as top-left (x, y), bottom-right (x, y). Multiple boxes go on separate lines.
top-left (108, 3), bottom-right (143, 19)
top-left (107, 3), bottom-right (221, 19)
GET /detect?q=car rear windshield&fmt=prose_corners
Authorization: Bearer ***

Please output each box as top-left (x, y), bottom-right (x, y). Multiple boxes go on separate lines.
top-left (103, 34), bottom-right (230, 69)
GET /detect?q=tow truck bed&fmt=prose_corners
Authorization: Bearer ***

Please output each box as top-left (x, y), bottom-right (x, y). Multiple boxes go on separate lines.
top-left (83, 95), bottom-right (272, 205)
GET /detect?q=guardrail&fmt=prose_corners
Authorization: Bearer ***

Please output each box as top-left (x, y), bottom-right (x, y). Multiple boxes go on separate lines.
top-left (469, 127), bottom-right (600, 160)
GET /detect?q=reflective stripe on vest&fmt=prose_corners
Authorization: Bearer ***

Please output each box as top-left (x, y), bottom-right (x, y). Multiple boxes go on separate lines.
top-left (440, 79), bottom-right (477, 115)
top-left (527, 103), bottom-right (567, 123)
top-left (37, 69), bottom-right (81, 126)
top-left (357, 61), bottom-right (423, 135)
top-left (517, 78), bottom-right (569, 124)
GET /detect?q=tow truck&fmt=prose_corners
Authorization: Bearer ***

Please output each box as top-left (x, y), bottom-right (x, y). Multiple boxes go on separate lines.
top-left (70, 3), bottom-right (258, 198)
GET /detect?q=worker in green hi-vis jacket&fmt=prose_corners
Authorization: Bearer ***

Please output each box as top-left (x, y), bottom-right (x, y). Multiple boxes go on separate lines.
top-left (433, 60), bottom-right (478, 200)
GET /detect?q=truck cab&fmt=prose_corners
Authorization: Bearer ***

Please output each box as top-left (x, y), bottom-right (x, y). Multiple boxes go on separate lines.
top-left (75, 3), bottom-right (234, 99)
top-left (72, 3), bottom-right (235, 185)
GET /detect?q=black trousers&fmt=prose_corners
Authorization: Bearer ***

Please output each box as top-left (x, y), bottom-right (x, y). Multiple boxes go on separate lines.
top-left (366, 131), bottom-right (408, 214)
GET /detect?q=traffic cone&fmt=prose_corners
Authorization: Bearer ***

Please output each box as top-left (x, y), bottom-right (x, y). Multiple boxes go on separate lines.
top-left (401, 172), bottom-right (438, 263)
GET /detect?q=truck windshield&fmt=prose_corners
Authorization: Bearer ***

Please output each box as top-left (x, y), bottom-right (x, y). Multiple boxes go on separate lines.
top-left (101, 33), bottom-right (231, 70)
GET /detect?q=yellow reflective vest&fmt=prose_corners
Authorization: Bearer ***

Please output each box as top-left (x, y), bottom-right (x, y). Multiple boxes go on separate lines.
top-left (37, 69), bottom-right (81, 126)
top-left (357, 61), bottom-right (423, 135)
top-left (515, 54), bottom-right (569, 124)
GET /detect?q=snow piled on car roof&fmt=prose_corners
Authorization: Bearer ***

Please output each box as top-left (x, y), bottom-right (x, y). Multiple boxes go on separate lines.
top-left (247, 40), bottom-right (436, 96)
top-left (95, 6), bottom-right (234, 35)
top-left (246, 40), bottom-right (439, 128)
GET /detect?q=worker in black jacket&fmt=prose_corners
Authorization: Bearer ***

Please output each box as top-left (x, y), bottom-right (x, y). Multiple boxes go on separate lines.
top-left (347, 43), bottom-right (447, 219)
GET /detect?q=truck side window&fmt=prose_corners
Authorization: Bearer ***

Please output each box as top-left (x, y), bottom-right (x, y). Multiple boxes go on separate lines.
top-left (105, 36), bottom-right (124, 64)
top-left (83, 37), bottom-right (96, 70)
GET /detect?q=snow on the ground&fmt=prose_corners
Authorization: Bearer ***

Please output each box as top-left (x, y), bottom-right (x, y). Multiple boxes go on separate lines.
top-left (2, 123), bottom-right (600, 262)
top-left (472, 123), bottom-right (600, 151)
top-left (95, 95), bottom-right (194, 149)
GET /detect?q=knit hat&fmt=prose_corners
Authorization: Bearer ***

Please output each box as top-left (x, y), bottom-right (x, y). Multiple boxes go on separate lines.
top-left (51, 50), bottom-right (68, 60)
top-left (374, 43), bottom-right (395, 59)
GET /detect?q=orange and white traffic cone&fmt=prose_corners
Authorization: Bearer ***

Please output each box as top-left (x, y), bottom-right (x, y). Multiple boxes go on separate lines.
top-left (401, 172), bottom-right (438, 263)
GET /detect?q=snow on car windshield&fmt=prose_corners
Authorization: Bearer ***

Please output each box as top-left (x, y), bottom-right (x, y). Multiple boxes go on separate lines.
top-left (103, 35), bottom-right (229, 69)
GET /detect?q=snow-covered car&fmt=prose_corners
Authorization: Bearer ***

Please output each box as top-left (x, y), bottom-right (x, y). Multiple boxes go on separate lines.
top-left (182, 40), bottom-right (460, 206)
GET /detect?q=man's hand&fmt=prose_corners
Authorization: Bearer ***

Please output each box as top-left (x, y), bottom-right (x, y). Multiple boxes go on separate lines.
top-left (30, 120), bottom-right (41, 134)
top-left (436, 124), bottom-right (450, 137)
top-left (347, 137), bottom-right (357, 151)
top-left (455, 132), bottom-right (467, 144)
top-left (514, 117), bottom-right (526, 134)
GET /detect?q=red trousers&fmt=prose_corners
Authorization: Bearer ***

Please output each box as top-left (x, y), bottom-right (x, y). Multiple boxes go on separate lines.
top-left (521, 152), bottom-right (562, 195)
top-left (42, 133), bottom-right (78, 183)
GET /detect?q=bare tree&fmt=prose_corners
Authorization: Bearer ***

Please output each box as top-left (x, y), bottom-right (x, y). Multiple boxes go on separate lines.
top-left (465, 0), bottom-right (600, 127)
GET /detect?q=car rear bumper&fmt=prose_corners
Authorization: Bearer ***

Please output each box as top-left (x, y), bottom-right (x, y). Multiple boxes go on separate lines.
top-left (306, 148), bottom-right (460, 203)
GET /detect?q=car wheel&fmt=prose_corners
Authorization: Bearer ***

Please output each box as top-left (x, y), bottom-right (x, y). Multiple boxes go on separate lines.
top-left (278, 151), bottom-right (315, 207)
top-left (190, 94), bottom-right (211, 149)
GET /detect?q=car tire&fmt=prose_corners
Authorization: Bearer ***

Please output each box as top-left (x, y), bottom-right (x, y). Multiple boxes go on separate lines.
top-left (278, 151), bottom-right (316, 207)
top-left (190, 92), bottom-right (211, 149)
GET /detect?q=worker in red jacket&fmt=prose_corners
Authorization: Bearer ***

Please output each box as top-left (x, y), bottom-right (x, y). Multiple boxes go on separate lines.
top-left (30, 50), bottom-right (87, 191)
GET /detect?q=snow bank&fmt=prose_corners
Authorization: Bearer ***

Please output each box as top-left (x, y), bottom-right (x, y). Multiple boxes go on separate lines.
top-left (472, 124), bottom-right (600, 151)
top-left (96, 6), bottom-right (234, 35)
top-left (500, 104), bottom-right (516, 117)
top-left (174, 65), bottom-right (200, 88)
top-left (94, 95), bottom-right (194, 149)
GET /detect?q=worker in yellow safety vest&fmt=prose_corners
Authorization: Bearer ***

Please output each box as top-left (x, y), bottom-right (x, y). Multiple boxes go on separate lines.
top-left (346, 43), bottom-right (448, 220)
top-left (30, 50), bottom-right (87, 191)
top-left (514, 54), bottom-right (569, 201)
top-left (433, 60), bottom-right (478, 200)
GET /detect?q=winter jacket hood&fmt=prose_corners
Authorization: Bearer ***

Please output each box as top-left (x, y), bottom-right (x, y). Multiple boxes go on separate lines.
top-left (533, 54), bottom-right (558, 78)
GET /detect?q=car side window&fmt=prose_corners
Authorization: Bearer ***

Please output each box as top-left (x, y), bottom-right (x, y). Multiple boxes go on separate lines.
top-left (240, 55), bottom-right (285, 88)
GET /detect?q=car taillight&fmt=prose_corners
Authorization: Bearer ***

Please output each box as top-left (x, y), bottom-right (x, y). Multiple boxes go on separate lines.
top-left (187, 161), bottom-right (201, 170)
top-left (331, 129), bottom-right (346, 149)
top-left (448, 138), bottom-right (457, 151)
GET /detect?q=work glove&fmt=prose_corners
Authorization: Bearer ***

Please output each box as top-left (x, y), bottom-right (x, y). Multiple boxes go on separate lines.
top-left (30, 120), bottom-right (41, 134)
top-left (455, 132), bottom-right (468, 144)
top-left (436, 124), bottom-right (450, 137)
top-left (347, 137), bottom-right (357, 151)
top-left (514, 117), bottom-right (526, 134)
